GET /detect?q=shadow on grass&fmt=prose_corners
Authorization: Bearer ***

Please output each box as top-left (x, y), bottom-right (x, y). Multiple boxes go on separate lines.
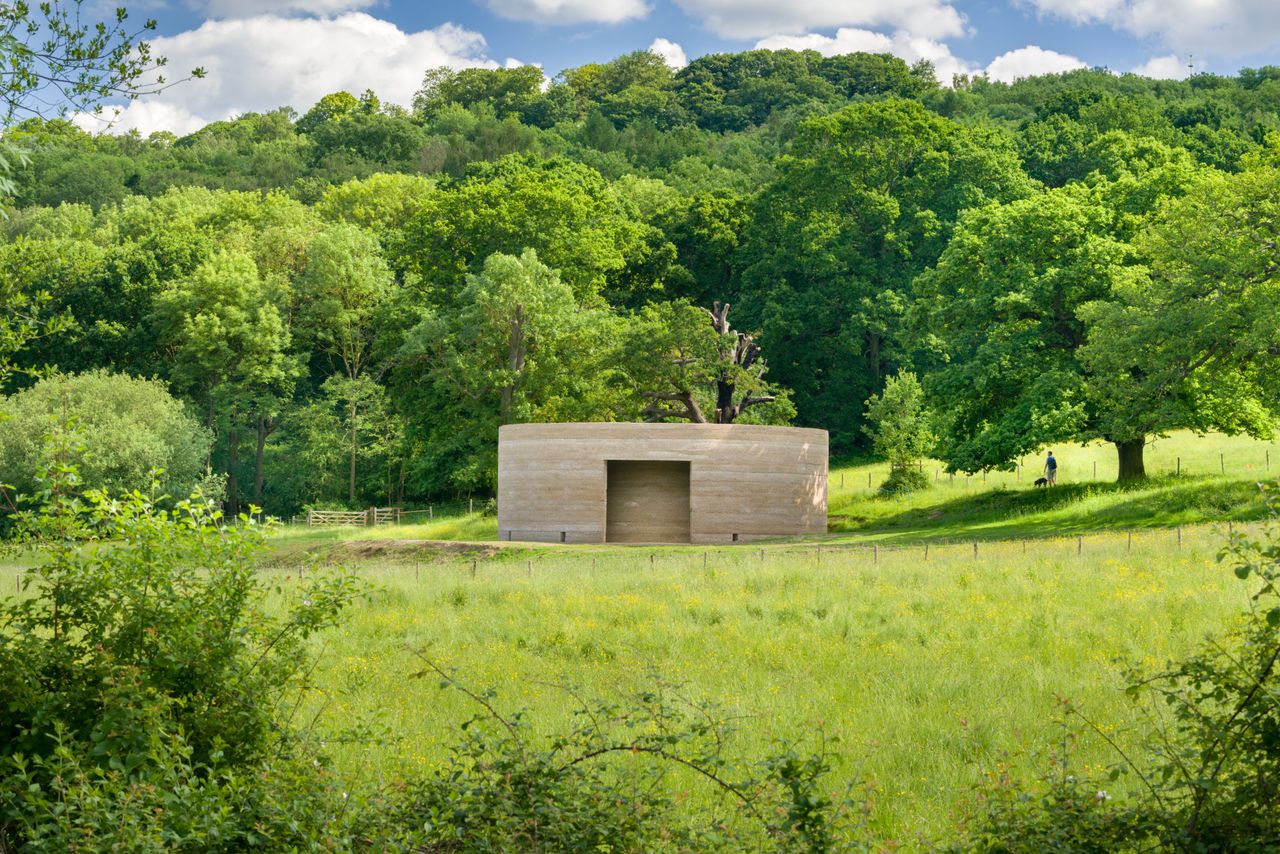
top-left (828, 474), bottom-right (1269, 543)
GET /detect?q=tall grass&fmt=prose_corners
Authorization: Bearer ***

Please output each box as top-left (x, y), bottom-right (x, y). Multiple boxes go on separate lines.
top-left (272, 524), bottom-right (1247, 845)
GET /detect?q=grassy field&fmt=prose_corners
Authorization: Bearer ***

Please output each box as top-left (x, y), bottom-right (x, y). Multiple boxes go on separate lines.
top-left (1, 430), bottom-right (1247, 846)
top-left (258, 522), bottom-right (1253, 846)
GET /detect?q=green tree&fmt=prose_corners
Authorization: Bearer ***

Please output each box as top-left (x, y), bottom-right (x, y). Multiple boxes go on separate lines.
top-left (864, 371), bottom-right (934, 471)
top-left (913, 188), bottom-right (1126, 474)
top-left (294, 90), bottom-right (360, 134)
top-left (413, 65), bottom-right (550, 125)
top-left (623, 300), bottom-right (793, 425)
top-left (0, 370), bottom-right (211, 504)
top-left (151, 250), bottom-right (298, 513)
top-left (402, 155), bottom-right (650, 305)
top-left (0, 2), bottom-right (202, 124)
top-left (1078, 164), bottom-right (1280, 477)
top-left (738, 98), bottom-right (1034, 448)
top-left (293, 224), bottom-right (394, 502)
top-left (398, 249), bottom-right (625, 492)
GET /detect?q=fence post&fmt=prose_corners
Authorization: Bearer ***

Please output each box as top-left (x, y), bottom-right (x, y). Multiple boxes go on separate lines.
top-left (973, 542), bottom-right (978, 560)
top-left (1220, 453), bottom-right (1225, 475)
top-left (1177, 526), bottom-right (1182, 549)
top-left (923, 542), bottom-right (928, 560)
top-left (1177, 457), bottom-right (1181, 476)
top-left (307, 509), bottom-right (314, 527)
top-left (873, 544), bottom-right (878, 564)
top-left (840, 473), bottom-right (844, 488)
top-left (1077, 535), bottom-right (1082, 556)
top-left (1128, 531), bottom-right (1132, 553)
top-left (1093, 461), bottom-right (1097, 480)
top-left (470, 559), bottom-right (476, 578)
top-left (867, 471), bottom-right (872, 489)
top-left (527, 559), bottom-right (532, 576)
top-left (469, 497), bottom-right (474, 514)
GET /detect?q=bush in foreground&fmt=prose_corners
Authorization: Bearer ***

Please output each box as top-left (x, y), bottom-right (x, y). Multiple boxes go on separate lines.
top-left (0, 454), bottom-right (364, 851)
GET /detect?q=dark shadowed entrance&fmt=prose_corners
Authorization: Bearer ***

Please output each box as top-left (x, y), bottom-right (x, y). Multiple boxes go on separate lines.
top-left (605, 460), bottom-right (691, 543)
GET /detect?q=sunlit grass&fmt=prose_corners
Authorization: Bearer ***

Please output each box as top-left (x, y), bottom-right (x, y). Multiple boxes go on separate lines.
top-left (275, 523), bottom-right (1249, 846)
top-left (828, 430), bottom-right (1279, 541)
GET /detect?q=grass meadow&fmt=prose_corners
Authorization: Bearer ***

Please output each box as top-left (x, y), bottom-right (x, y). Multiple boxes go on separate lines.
top-left (6, 430), bottom-right (1270, 846)
top-left (262, 524), bottom-right (1252, 845)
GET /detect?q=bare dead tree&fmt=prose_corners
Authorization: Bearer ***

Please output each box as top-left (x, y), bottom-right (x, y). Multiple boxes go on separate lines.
top-left (709, 301), bottom-right (775, 424)
top-left (641, 302), bottom-right (775, 424)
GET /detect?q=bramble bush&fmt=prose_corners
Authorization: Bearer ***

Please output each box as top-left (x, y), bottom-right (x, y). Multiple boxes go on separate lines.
top-left (360, 653), bottom-right (876, 853)
top-left (0, 441), bottom-right (366, 851)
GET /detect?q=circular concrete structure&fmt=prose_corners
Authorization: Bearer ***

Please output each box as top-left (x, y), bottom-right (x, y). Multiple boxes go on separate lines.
top-left (497, 423), bottom-right (828, 544)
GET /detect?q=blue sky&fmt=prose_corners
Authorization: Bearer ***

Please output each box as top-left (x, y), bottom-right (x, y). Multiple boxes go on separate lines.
top-left (90, 0), bottom-right (1280, 134)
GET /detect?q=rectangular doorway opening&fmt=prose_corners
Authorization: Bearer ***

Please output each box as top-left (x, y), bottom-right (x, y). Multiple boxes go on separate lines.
top-left (606, 460), bottom-right (691, 544)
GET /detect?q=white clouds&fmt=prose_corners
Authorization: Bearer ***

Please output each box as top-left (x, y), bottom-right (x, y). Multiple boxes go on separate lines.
top-left (675, 0), bottom-right (965, 41)
top-left (1022, 0), bottom-right (1280, 56)
top-left (649, 37), bottom-right (688, 69)
top-left (1130, 54), bottom-right (1192, 79)
top-left (984, 45), bottom-right (1086, 82)
top-left (755, 28), bottom-right (972, 85)
top-left (79, 14), bottom-right (498, 135)
top-left (481, 0), bottom-right (648, 25)
top-left (189, 0), bottom-right (377, 16)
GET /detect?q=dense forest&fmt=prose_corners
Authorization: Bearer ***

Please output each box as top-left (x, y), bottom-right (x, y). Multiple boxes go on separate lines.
top-left (5, 48), bottom-right (1280, 515)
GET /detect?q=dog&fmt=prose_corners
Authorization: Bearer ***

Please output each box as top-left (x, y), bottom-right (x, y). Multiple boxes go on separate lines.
top-left (1033, 477), bottom-right (1048, 488)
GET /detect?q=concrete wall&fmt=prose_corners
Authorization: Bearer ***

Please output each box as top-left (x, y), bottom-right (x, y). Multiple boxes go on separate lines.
top-left (497, 423), bottom-right (828, 544)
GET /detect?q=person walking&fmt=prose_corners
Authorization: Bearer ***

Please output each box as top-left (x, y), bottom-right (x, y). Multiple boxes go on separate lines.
top-left (1044, 451), bottom-right (1058, 486)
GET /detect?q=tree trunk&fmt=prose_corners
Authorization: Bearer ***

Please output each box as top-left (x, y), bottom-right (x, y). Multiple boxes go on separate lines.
top-left (253, 415), bottom-right (272, 507)
top-left (349, 401), bottom-right (358, 503)
top-left (1116, 437), bottom-right (1146, 481)
top-left (226, 427), bottom-right (240, 517)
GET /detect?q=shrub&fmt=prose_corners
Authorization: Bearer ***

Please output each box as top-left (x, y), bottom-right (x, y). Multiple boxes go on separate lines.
top-left (879, 464), bottom-right (931, 495)
top-left (363, 654), bottom-right (875, 852)
top-left (0, 370), bottom-right (211, 504)
top-left (0, 449), bottom-right (364, 851)
top-left (864, 372), bottom-right (934, 493)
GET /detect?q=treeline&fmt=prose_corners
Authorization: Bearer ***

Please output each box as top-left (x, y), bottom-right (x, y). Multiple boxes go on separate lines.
top-left (5, 49), bottom-right (1280, 513)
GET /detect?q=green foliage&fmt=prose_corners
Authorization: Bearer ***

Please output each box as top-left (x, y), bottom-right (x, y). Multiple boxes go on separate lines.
top-left (864, 371), bottom-right (934, 469)
top-left (914, 187), bottom-right (1124, 472)
top-left (1080, 163), bottom-right (1280, 446)
top-left (402, 155), bottom-right (652, 304)
top-left (398, 249), bottom-right (626, 491)
top-left (0, 370), bottom-right (210, 504)
top-left (0, 449), bottom-right (364, 850)
top-left (366, 654), bottom-right (871, 852)
top-left (5, 44), bottom-right (1280, 511)
top-left (0, 2), bottom-right (202, 125)
top-left (739, 98), bottom-right (1033, 448)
